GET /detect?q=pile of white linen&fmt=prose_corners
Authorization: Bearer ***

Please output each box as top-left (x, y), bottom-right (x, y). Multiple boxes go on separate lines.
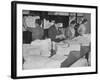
top-left (23, 39), bottom-right (68, 69)
top-left (64, 34), bottom-right (91, 46)
top-left (30, 39), bottom-right (51, 57)
top-left (55, 42), bottom-right (80, 56)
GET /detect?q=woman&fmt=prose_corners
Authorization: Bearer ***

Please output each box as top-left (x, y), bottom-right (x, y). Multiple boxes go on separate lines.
top-left (64, 20), bottom-right (76, 40)
top-left (48, 22), bottom-right (65, 42)
top-left (77, 19), bottom-right (88, 36)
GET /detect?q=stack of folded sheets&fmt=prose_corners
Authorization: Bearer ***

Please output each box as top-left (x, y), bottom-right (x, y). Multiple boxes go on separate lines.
top-left (23, 39), bottom-right (68, 69)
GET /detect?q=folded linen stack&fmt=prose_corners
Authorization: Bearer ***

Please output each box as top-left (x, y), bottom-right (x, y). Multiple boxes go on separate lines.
top-left (30, 39), bottom-right (51, 57)
top-left (64, 34), bottom-right (91, 46)
top-left (22, 44), bottom-right (41, 58)
top-left (72, 34), bottom-right (91, 46)
top-left (56, 42), bottom-right (80, 56)
top-left (23, 55), bottom-right (51, 69)
top-left (69, 44), bottom-right (80, 51)
top-left (56, 46), bottom-right (70, 56)
top-left (23, 39), bottom-right (52, 64)
top-left (51, 54), bottom-right (68, 63)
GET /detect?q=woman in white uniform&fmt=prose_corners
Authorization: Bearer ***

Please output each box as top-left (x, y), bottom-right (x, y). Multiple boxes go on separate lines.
top-left (77, 19), bottom-right (88, 36)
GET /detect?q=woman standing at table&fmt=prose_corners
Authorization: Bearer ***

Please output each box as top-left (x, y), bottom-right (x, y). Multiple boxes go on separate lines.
top-left (48, 21), bottom-right (65, 42)
top-left (64, 20), bottom-right (76, 40)
top-left (77, 19), bottom-right (88, 36)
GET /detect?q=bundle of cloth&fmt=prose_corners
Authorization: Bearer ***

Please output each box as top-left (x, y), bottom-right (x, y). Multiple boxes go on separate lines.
top-left (55, 41), bottom-right (80, 56)
top-left (64, 34), bottom-right (91, 46)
